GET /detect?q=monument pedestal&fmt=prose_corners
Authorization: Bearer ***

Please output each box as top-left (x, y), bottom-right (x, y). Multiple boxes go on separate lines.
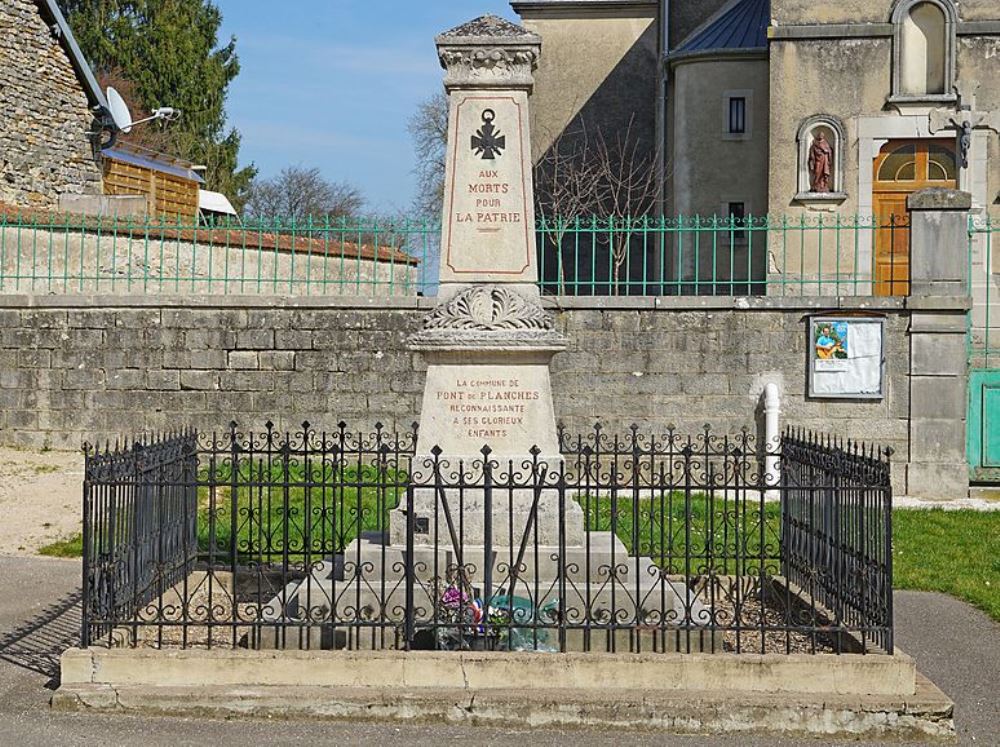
top-left (260, 15), bottom-right (714, 651)
top-left (394, 284), bottom-right (578, 549)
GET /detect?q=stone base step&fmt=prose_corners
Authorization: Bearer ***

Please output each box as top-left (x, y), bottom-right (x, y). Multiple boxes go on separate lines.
top-left (250, 624), bottom-right (724, 655)
top-left (51, 675), bottom-right (954, 739)
top-left (970, 486), bottom-right (1000, 502)
top-left (341, 532), bottom-right (635, 584)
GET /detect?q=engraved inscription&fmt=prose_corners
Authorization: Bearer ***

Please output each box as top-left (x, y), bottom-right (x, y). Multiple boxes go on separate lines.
top-left (437, 376), bottom-right (540, 440)
top-left (442, 95), bottom-right (533, 277)
top-left (455, 166), bottom-right (523, 229)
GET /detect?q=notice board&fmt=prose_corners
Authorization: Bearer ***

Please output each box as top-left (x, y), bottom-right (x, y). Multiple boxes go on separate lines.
top-left (808, 317), bottom-right (886, 399)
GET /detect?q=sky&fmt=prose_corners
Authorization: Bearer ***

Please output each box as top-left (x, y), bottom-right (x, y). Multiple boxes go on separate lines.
top-left (214, 0), bottom-right (514, 214)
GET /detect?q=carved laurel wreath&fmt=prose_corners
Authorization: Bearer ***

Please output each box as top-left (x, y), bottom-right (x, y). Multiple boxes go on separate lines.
top-left (422, 285), bottom-right (554, 332)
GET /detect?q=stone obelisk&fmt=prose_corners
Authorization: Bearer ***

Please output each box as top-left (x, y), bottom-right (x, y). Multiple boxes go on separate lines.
top-left (389, 15), bottom-right (580, 548)
top-left (292, 18), bottom-right (699, 647)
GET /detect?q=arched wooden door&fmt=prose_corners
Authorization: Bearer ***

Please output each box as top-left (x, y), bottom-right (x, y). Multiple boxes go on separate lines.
top-left (873, 140), bottom-right (958, 295)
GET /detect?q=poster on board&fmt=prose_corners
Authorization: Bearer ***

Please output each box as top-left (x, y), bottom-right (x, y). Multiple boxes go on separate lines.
top-left (808, 317), bottom-right (885, 399)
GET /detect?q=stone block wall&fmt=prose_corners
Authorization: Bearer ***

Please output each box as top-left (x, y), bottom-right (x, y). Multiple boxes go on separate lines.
top-left (0, 295), bottom-right (912, 489)
top-left (551, 300), bottom-right (909, 455)
top-left (0, 0), bottom-right (103, 208)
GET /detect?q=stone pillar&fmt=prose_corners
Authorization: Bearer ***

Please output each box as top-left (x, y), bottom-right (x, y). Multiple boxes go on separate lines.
top-left (315, 17), bottom-right (696, 635)
top-left (905, 189), bottom-right (972, 499)
top-left (434, 15), bottom-right (543, 300)
top-left (392, 15), bottom-right (585, 547)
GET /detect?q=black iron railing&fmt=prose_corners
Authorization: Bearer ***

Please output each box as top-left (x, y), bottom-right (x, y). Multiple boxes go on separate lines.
top-left (82, 422), bottom-right (894, 655)
top-left (781, 429), bottom-right (894, 653)
top-left (82, 431), bottom-right (198, 647)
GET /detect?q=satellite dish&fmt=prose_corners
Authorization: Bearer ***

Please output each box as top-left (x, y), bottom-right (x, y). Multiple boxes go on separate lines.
top-left (106, 86), bottom-right (133, 133)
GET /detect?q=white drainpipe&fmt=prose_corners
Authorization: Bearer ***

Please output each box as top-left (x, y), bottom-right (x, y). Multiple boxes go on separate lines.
top-left (764, 383), bottom-right (781, 496)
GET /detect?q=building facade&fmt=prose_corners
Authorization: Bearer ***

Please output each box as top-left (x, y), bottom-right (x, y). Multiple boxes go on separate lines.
top-left (513, 0), bottom-right (1000, 489)
top-left (513, 0), bottom-right (999, 291)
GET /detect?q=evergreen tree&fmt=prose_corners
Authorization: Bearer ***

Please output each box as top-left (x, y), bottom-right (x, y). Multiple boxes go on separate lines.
top-left (59, 0), bottom-right (255, 206)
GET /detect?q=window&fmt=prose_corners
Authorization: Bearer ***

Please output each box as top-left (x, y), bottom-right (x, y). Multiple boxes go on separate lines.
top-left (728, 202), bottom-right (747, 241)
top-left (728, 97), bottom-right (746, 135)
top-left (875, 141), bottom-right (958, 184)
top-left (722, 90), bottom-right (753, 140)
top-left (891, 0), bottom-right (957, 102)
top-left (878, 144), bottom-right (918, 182)
top-left (927, 143), bottom-right (958, 181)
top-left (902, 3), bottom-right (946, 94)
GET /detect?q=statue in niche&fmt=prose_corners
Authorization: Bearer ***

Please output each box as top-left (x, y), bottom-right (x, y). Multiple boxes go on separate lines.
top-left (808, 131), bottom-right (835, 193)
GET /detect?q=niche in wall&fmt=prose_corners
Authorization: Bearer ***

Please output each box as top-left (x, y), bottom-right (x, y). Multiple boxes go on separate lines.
top-left (794, 115), bottom-right (847, 204)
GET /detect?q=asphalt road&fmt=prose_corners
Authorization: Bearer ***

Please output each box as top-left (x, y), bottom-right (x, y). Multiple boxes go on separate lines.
top-left (0, 556), bottom-right (996, 746)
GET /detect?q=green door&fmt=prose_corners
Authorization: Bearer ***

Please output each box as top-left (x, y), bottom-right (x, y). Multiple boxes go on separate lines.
top-left (969, 370), bottom-right (1000, 481)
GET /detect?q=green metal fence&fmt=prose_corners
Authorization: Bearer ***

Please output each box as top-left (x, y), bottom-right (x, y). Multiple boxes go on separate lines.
top-left (0, 212), bottom-right (906, 297)
top-left (968, 215), bottom-right (998, 368)
top-left (0, 213), bottom-right (437, 297)
top-left (535, 215), bottom-right (904, 297)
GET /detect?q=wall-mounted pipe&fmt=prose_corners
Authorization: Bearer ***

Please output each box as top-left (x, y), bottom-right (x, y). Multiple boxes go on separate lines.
top-left (764, 382), bottom-right (781, 494)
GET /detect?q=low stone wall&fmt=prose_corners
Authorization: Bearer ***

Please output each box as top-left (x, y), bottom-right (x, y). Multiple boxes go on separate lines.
top-left (60, 647), bottom-right (917, 696)
top-left (53, 647), bottom-right (955, 739)
top-left (0, 227), bottom-right (419, 296)
top-left (0, 294), bottom-right (913, 489)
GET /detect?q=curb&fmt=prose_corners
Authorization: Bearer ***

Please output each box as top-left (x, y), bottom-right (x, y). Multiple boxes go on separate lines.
top-left (51, 676), bottom-right (955, 739)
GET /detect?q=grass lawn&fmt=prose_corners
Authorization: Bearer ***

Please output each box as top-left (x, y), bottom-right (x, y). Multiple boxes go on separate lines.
top-left (893, 509), bottom-right (1000, 621)
top-left (38, 502), bottom-right (999, 622)
top-left (194, 463), bottom-right (404, 554)
top-left (37, 534), bottom-right (83, 558)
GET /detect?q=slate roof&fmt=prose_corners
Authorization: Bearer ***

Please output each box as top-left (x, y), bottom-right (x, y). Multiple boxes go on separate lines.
top-left (675, 0), bottom-right (770, 55)
top-left (35, 0), bottom-right (109, 111)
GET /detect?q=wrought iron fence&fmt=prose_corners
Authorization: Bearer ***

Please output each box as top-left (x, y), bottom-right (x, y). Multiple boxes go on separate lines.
top-left (780, 429), bottom-right (894, 655)
top-left (82, 430), bottom-right (198, 648)
top-left (1, 211), bottom-right (911, 298)
top-left (82, 422), bottom-right (894, 655)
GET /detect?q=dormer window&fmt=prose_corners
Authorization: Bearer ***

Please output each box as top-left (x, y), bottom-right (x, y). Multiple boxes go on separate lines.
top-left (890, 0), bottom-right (958, 103)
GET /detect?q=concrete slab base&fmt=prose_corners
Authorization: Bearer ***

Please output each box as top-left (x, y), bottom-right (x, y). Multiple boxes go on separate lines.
top-left (55, 647), bottom-right (954, 737)
top-left (51, 675), bottom-right (955, 739)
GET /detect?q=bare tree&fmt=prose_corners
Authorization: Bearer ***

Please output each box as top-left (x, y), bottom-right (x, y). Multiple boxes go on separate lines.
top-left (244, 166), bottom-right (364, 222)
top-left (533, 125), bottom-right (600, 293)
top-left (592, 118), bottom-right (661, 292)
top-left (408, 93), bottom-right (449, 218)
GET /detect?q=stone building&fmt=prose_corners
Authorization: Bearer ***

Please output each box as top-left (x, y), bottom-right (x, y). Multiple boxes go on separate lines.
top-left (512, 0), bottom-right (1000, 293)
top-left (0, 0), bottom-right (107, 208)
top-left (512, 1), bottom-right (999, 490)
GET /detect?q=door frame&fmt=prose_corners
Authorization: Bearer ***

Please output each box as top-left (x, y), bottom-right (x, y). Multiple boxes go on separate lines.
top-left (856, 116), bottom-right (988, 295)
top-left (871, 139), bottom-right (959, 296)
top-left (968, 369), bottom-right (1000, 482)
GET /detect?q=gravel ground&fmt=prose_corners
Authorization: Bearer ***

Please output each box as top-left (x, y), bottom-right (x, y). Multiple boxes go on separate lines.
top-left (0, 448), bottom-right (82, 555)
top-left (112, 572), bottom-right (841, 654)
